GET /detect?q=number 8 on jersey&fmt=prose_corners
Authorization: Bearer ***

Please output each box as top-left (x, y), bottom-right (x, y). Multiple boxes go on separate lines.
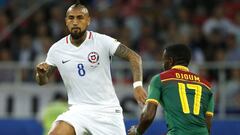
top-left (77, 64), bottom-right (85, 76)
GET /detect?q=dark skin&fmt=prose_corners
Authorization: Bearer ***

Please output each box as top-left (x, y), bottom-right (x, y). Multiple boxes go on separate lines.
top-left (206, 115), bottom-right (213, 133)
top-left (128, 102), bottom-right (158, 135)
top-left (128, 49), bottom-right (213, 135)
top-left (36, 5), bottom-right (147, 135)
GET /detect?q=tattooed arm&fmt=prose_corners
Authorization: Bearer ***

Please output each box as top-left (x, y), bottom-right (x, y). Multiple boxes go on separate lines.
top-left (35, 62), bottom-right (56, 85)
top-left (114, 44), bottom-right (147, 104)
top-left (114, 44), bottom-right (142, 82)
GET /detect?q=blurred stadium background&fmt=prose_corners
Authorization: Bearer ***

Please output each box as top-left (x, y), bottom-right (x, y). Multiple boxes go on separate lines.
top-left (0, 0), bottom-right (240, 134)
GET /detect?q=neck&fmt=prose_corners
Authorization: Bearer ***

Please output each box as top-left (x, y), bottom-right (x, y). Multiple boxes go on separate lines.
top-left (70, 32), bottom-right (87, 47)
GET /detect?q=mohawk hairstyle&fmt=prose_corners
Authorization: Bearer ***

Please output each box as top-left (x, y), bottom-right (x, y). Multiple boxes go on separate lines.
top-left (66, 0), bottom-right (89, 16)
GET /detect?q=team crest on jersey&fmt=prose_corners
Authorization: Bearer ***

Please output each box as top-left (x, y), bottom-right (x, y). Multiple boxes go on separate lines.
top-left (88, 52), bottom-right (99, 63)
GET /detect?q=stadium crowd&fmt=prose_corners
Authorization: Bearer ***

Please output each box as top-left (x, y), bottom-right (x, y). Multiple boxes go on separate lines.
top-left (0, 0), bottom-right (240, 114)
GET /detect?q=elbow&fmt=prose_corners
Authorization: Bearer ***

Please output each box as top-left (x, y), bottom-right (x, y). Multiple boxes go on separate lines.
top-left (135, 53), bottom-right (142, 62)
top-left (130, 52), bottom-right (142, 64)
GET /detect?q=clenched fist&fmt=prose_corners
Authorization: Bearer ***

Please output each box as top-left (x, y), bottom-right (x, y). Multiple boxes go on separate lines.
top-left (35, 62), bottom-right (52, 85)
top-left (36, 62), bottom-right (49, 76)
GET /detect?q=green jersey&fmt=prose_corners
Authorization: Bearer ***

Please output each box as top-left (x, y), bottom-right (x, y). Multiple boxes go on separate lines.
top-left (147, 65), bottom-right (214, 135)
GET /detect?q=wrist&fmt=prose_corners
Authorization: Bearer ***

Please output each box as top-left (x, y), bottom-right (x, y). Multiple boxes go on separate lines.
top-left (36, 73), bottom-right (48, 85)
top-left (36, 72), bottom-right (48, 81)
top-left (133, 81), bottom-right (143, 89)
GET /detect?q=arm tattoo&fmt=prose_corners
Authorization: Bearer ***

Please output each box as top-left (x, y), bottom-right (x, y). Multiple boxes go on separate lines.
top-left (114, 44), bottom-right (143, 82)
top-left (114, 44), bottom-right (131, 59)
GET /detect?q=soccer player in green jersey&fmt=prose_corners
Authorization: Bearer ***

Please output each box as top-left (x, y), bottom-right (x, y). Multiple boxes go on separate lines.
top-left (128, 44), bottom-right (214, 135)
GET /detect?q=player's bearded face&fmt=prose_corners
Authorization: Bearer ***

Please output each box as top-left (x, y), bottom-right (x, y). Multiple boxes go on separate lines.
top-left (70, 27), bottom-right (86, 39)
top-left (65, 7), bottom-right (90, 39)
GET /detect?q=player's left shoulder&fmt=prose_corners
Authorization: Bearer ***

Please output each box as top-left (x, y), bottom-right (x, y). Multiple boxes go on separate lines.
top-left (88, 31), bottom-right (105, 39)
top-left (91, 31), bottom-right (108, 37)
top-left (91, 31), bottom-right (117, 41)
top-left (190, 71), bottom-right (212, 90)
top-left (199, 76), bottom-right (212, 90)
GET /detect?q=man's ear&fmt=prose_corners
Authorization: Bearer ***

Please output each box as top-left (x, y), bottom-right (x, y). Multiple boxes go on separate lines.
top-left (169, 57), bottom-right (174, 67)
top-left (65, 17), bottom-right (68, 26)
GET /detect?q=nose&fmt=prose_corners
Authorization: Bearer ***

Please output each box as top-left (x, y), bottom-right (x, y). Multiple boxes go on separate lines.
top-left (73, 19), bottom-right (78, 26)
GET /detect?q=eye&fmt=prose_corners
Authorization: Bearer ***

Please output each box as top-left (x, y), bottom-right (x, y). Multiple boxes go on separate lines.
top-left (68, 16), bottom-right (74, 20)
top-left (77, 16), bottom-right (84, 20)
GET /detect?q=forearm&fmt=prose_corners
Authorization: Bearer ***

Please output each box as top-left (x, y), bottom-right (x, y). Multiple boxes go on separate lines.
top-left (136, 103), bottom-right (157, 134)
top-left (136, 112), bottom-right (154, 134)
top-left (114, 44), bottom-right (143, 82)
top-left (35, 72), bottom-right (49, 85)
top-left (206, 115), bottom-right (212, 134)
top-left (206, 116), bottom-right (212, 134)
top-left (129, 53), bottom-right (142, 82)
top-left (207, 122), bottom-right (211, 134)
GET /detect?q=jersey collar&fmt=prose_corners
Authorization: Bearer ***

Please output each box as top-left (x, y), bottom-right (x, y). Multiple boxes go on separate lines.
top-left (67, 31), bottom-right (90, 46)
top-left (171, 65), bottom-right (189, 71)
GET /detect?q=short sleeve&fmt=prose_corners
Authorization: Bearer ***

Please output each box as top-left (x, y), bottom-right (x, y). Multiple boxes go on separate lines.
top-left (206, 93), bottom-right (214, 116)
top-left (146, 74), bottom-right (162, 105)
top-left (101, 34), bottom-right (121, 56)
top-left (45, 47), bottom-right (56, 66)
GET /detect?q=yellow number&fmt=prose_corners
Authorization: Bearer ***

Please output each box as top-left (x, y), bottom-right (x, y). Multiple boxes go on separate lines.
top-left (178, 83), bottom-right (202, 115)
top-left (178, 83), bottom-right (190, 113)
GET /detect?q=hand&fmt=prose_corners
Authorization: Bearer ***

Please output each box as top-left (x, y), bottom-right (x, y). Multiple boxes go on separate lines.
top-left (36, 62), bottom-right (49, 76)
top-left (133, 86), bottom-right (147, 107)
top-left (128, 125), bottom-right (138, 135)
